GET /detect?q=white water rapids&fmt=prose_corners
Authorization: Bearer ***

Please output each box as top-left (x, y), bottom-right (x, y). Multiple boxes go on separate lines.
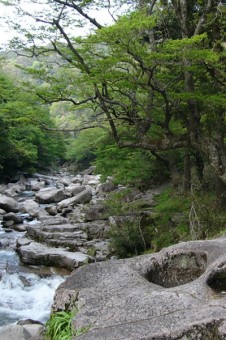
top-left (0, 227), bottom-right (65, 327)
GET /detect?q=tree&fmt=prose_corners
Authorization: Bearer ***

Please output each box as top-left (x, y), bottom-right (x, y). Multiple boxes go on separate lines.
top-left (0, 68), bottom-right (65, 178)
top-left (1, 0), bottom-right (225, 202)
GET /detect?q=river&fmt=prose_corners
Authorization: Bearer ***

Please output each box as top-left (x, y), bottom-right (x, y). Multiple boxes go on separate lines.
top-left (0, 223), bottom-right (66, 327)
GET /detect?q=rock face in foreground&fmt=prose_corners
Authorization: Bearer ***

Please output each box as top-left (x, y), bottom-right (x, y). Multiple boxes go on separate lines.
top-left (53, 237), bottom-right (226, 340)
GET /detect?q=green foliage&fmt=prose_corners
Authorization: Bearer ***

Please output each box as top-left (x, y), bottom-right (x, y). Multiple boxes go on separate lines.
top-left (45, 309), bottom-right (91, 340)
top-left (45, 310), bottom-right (75, 340)
top-left (151, 187), bottom-right (226, 251)
top-left (104, 188), bottom-right (153, 258)
top-left (0, 69), bottom-right (65, 178)
top-left (152, 188), bottom-right (191, 250)
top-left (95, 140), bottom-right (169, 188)
top-left (66, 127), bottom-right (107, 169)
top-left (1, 0), bottom-right (226, 207)
top-left (104, 188), bottom-right (149, 216)
top-left (108, 218), bottom-right (152, 258)
top-left (188, 191), bottom-right (226, 240)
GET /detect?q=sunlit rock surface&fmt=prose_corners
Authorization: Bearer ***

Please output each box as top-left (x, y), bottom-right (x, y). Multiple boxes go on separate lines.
top-left (53, 237), bottom-right (226, 340)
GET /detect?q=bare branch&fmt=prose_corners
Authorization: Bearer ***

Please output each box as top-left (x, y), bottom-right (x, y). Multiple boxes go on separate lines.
top-left (53, 0), bottom-right (103, 29)
top-left (53, 19), bottom-right (91, 74)
top-left (36, 92), bottom-right (97, 105)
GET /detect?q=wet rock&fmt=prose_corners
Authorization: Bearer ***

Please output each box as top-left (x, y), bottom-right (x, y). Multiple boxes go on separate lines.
top-left (4, 228), bottom-right (13, 232)
top-left (52, 237), bottom-right (226, 340)
top-left (2, 220), bottom-right (14, 228)
top-left (3, 212), bottom-right (23, 224)
top-left (0, 194), bottom-right (19, 213)
top-left (13, 224), bottom-right (27, 232)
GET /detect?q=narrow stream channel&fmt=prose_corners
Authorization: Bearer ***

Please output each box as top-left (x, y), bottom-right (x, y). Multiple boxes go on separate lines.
top-left (0, 222), bottom-right (65, 327)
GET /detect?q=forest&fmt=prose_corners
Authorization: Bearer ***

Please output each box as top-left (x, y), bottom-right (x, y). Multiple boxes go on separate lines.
top-left (0, 0), bottom-right (225, 252)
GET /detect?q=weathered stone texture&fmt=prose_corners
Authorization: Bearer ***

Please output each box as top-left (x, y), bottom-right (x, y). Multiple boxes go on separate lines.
top-left (52, 238), bottom-right (226, 340)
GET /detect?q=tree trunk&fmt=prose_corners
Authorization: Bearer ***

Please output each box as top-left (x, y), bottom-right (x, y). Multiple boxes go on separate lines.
top-left (183, 152), bottom-right (191, 193)
top-left (194, 151), bottom-right (205, 188)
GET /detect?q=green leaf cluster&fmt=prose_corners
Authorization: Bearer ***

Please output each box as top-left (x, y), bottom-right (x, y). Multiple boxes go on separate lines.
top-left (0, 69), bottom-right (65, 178)
top-left (45, 310), bottom-right (75, 340)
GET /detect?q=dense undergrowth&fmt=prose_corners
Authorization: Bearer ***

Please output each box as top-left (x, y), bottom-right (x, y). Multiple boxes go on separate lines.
top-left (104, 185), bottom-right (226, 258)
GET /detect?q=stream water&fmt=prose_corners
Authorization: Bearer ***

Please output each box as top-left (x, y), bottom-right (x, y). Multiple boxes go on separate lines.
top-left (0, 221), bottom-right (65, 327)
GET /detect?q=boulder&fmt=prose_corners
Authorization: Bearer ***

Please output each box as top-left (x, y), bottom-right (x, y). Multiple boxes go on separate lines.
top-left (52, 237), bottom-right (226, 340)
top-left (3, 212), bottom-right (23, 224)
top-left (97, 182), bottom-right (116, 194)
top-left (20, 199), bottom-right (40, 217)
top-left (8, 182), bottom-right (26, 193)
top-left (31, 180), bottom-right (46, 192)
top-left (2, 220), bottom-right (14, 228)
top-left (59, 177), bottom-right (72, 187)
top-left (35, 188), bottom-right (66, 204)
top-left (0, 322), bottom-right (44, 340)
top-left (0, 324), bottom-right (30, 340)
top-left (83, 204), bottom-right (107, 222)
top-left (45, 205), bottom-right (58, 216)
top-left (65, 184), bottom-right (86, 197)
top-left (57, 189), bottom-right (92, 211)
top-left (80, 221), bottom-right (108, 240)
top-left (80, 166), bottom-right (96, 175)
top-left (0, 194), bottom-right (19, 213)
top-left (71, 176), bottom-right (82, 184)
top-left (0, 184), bottom-right (7, 194)
top-left (17, 241), bottom-right (92, 271)
top-left (4, 188), bottom-right (18, 197)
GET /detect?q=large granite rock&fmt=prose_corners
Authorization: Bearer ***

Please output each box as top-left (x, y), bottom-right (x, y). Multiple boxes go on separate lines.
top-left (65, 184), bottom-right (86, 197)
top-left (53, 237), bottom-right (226, 340)
top-left (35, 188), bottom-right (66, 204)
top-left (0, 194), bottom-right (19, 213)
top-left (20, 199), bottom-right (40, 217)
top-left (57, 189), bottom-right (92, 211)
top-left (0, 322), bottom-right (44, 340)
top-left (17, 239), bottom-right (92, 271)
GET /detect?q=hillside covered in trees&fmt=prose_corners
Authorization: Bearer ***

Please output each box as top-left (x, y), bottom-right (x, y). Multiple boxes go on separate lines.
top-left (0, 0), bottom-right (225, 251)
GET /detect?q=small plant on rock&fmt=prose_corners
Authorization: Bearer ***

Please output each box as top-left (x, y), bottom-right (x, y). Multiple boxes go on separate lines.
top-left (45, 308), bottom-right (91, 340)
top-left (45, 310), bottom-right (75, 340)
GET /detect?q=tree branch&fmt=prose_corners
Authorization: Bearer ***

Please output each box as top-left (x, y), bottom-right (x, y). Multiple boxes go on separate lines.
top-left (53, 0), bottom-right (103, 29)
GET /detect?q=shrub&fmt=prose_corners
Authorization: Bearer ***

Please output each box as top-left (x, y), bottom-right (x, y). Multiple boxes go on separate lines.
top-left (104, 188), bottom-right (154, 258)
top-left (108, 217), bottom-right (153, 258)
